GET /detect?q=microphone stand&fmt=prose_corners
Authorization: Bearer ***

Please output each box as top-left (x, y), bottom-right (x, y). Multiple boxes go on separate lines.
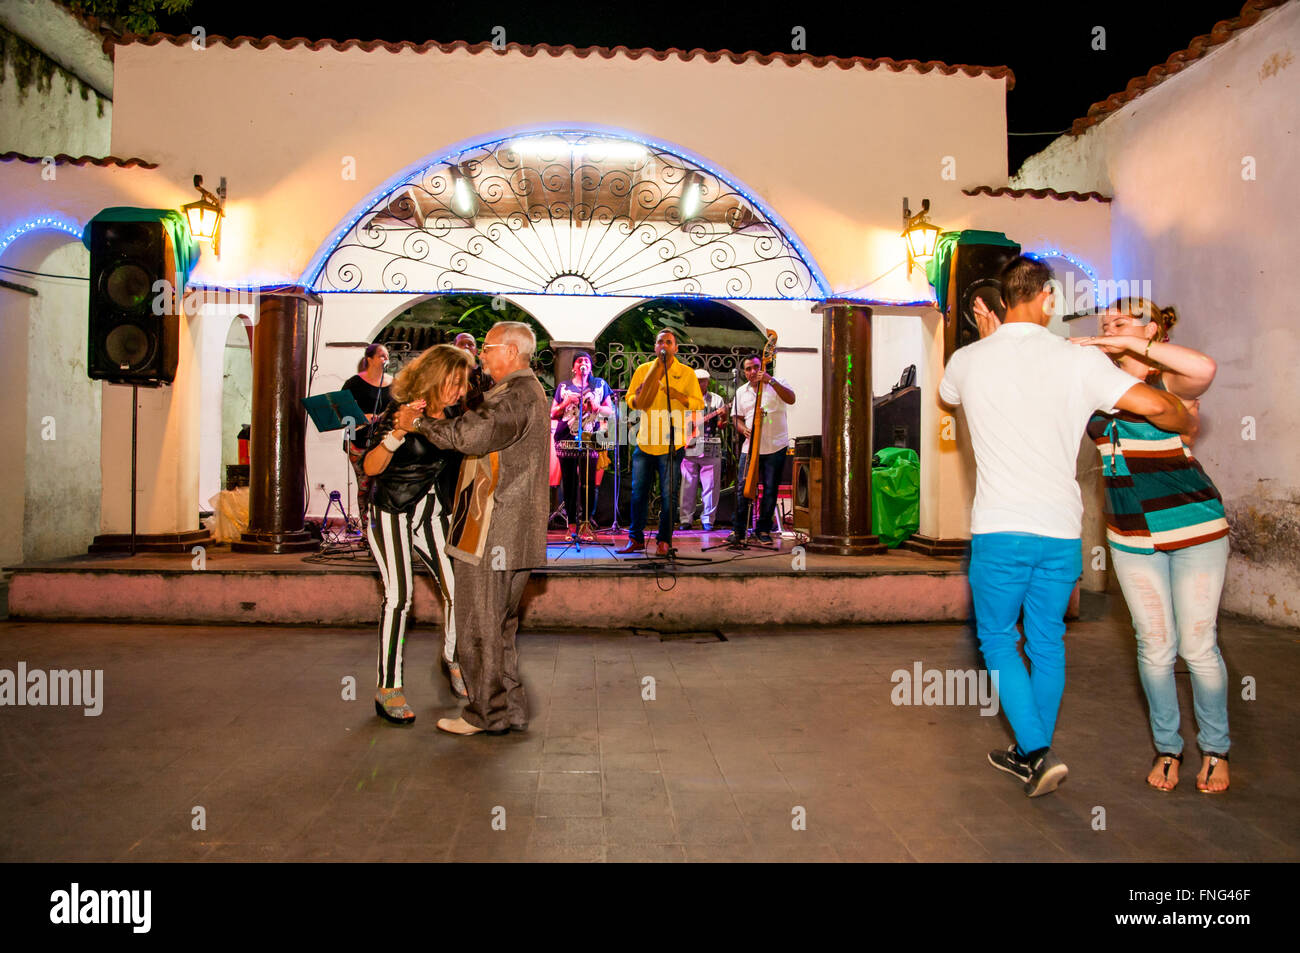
top-left (644, 351), bottom-right (710, 565)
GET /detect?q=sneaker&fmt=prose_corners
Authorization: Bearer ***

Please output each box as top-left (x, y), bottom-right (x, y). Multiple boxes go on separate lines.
top-left (1024, 749), bottom-right (1068, 797)
top-left (725, 531), bottom-right (745, 545)
top-left (987, 744), bottom-right (1032, 783)
top-left (756, 532), bottom-right (773, 544)
top-left (701, 522), bottom-right (713, 532)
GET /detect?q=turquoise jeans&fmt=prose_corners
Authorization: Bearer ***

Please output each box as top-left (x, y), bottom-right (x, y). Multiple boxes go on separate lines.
top-left (969, 532), bottom-right (1081, 755)
top-left (1110, 536), bottom-right (1230, 755)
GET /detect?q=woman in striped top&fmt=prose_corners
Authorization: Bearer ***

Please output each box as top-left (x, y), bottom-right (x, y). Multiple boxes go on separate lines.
top-left (1077, 299), bottom-right (1231, 793)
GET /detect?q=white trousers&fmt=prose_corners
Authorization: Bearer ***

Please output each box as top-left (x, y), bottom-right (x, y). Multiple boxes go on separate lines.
top-left (679, 454), bottom-right (721, 526)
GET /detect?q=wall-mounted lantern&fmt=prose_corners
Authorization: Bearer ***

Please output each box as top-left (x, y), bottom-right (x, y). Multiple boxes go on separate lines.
top-left (903, 197), bottom-right (940, 277)
top-left (183, 174), bottom-right (226, 256)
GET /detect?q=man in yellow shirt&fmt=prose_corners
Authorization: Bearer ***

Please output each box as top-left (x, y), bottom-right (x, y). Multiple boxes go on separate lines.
top-left (617, 329), bottom-right (705, 555)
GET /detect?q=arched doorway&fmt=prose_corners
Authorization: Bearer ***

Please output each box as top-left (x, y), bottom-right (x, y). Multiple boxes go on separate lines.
top-left (299, 128), bottom-right (828, 521)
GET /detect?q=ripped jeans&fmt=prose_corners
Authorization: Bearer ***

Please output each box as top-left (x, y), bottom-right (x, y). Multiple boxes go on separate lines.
top-left (1110, 536), bottom-right (1230, 755)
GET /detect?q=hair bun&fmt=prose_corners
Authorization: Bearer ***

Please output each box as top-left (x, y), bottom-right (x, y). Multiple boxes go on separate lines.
top-left (1159, 305), bottom-right (1179, 341)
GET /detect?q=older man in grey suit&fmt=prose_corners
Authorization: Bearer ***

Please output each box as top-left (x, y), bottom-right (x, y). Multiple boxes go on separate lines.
top-left (396, 321), bottom-right (549, 735)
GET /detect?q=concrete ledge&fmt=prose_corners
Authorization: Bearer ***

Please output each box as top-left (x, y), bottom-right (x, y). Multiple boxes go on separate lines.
top-left (7, 565), bottom-right (972, 629)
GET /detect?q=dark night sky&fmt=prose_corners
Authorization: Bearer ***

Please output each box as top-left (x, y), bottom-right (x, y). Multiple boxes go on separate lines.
top-left (155, 1), bottom-right (1251, 172)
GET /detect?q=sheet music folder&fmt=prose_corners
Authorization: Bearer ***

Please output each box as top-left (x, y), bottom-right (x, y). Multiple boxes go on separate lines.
top-left (301, 390), bottom-right (369, 433)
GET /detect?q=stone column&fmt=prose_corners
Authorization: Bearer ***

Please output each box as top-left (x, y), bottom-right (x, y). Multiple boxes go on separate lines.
top-left (233, 288), bottom-right (318, 554)
top-left (808, 300), bottom-right (885, 556)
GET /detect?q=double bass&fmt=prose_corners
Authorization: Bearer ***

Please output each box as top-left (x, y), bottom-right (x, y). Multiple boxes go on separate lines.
top-left (741, 330), bottom-right (779, 500)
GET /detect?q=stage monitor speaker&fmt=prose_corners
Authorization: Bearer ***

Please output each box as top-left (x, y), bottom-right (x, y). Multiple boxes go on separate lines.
top-left (943, 239), bottom-right (1021, 361)
top-left (87, 219), bottom-right (178, 386)
top-left (792, 435), bottom-right (822, 538)
top-left (872, 385), bottom-right (920, 455)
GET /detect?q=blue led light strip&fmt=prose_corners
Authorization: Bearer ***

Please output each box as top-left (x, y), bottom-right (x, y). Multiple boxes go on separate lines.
top-left (0, 215), bottom-right (84, 259)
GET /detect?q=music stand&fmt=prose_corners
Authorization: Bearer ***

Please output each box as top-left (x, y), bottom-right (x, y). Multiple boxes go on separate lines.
top-left (302, 390), bottom-right (369, 546)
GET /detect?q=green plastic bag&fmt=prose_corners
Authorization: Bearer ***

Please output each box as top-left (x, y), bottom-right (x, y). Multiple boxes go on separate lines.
top-left (872, 447), bottom-right (920, 548)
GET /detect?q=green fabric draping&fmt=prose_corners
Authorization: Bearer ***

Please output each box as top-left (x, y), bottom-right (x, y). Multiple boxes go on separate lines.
top-left (80, 207), bottom-right (201, 286)
top-left (871, 446), bottom-right (920, 549)
top-left (924, 230), bottom-right (1019, 310)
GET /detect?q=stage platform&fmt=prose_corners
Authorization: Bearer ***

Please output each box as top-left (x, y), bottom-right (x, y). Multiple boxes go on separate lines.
top-left (4, 529), bottom-right (998, 629)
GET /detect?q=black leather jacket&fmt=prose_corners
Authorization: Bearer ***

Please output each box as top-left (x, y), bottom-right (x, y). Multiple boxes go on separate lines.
top-left (366, 403), bottom-right (461, 514)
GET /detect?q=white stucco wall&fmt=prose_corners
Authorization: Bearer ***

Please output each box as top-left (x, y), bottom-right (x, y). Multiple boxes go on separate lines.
top-left (0, 22), bottom-right (111, 157)
top-left (109, 41), bottom-right (1013, 304)
top-left (1014, 2), bottom-right (1300, 627)
top-left (0, 233), bottom-right (102, 568)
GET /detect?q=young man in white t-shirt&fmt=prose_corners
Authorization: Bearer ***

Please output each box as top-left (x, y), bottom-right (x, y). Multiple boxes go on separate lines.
top-left (728, 355), bottom-right (795, 544)
top-left (939, 256), bottom-right (1195, 797)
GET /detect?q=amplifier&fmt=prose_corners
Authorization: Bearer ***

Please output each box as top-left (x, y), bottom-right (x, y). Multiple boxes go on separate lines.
top-left (792, 435), bottom-right (822, 538)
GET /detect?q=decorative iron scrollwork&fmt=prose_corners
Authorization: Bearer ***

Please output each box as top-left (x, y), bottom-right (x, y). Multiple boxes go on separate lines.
top-left (317, 132), bottom-right (819, 299)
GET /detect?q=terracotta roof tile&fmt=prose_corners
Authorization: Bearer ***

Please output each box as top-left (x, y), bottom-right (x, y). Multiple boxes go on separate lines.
top-left (962, 185), bottom-right (1111, 203)
top-left (103, 33), bottom-right (1015, 87)
top-left (1070, 0), bottom-right (1288, 135)
top-left (0, 152), bottom-right (158, 169)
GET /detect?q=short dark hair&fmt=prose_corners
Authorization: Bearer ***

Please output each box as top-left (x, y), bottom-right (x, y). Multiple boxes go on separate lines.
top-left (742, 354), bottom-right (761, 368)
top-left (998, 255), bottom-right (1055, 309)
top-left (656, 328), bottom-right (678, 343)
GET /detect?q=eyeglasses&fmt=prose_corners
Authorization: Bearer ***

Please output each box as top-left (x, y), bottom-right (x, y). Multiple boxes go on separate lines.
top-left (481, 343), bottom-right (513, 352)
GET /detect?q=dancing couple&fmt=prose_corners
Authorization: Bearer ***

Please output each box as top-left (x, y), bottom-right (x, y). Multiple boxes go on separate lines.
top-left (363, 322), bottom-right (550, 736)
top-left (943, 256), bottom-right (1232, 796)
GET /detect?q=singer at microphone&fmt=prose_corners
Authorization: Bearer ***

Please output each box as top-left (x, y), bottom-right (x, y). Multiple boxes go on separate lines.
top-left (617, 328), bottom-right (705, 556)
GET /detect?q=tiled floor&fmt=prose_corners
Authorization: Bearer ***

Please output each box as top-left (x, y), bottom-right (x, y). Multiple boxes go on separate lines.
top-left (0, 599), bottom-right (1295, 862)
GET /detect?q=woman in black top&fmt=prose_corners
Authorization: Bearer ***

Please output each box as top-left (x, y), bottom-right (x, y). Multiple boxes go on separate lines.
top-left (363, 344), bottom-right (472, 724)
top-left (343, 344), bottom-right (392, 528)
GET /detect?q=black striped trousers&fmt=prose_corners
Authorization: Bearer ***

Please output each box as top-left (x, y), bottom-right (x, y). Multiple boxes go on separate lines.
top-left (367, 492), bottom-right (457, 689)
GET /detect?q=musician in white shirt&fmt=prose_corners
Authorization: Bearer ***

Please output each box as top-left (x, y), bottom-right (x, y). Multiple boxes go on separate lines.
top-left (728, 355), bottom-right (795, 544)
top-left (679, 368), bottom-right (729, 531)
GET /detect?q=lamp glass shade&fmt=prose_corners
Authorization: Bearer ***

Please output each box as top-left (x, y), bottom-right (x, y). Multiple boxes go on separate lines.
top-left (906, 220), bottom-right (941, 261)
top-left (184, 200), bottom-right (221, 241)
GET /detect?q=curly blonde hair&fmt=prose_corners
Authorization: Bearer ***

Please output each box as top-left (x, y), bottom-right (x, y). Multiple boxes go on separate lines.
top-left (390, 343), bottom-right (473, 405)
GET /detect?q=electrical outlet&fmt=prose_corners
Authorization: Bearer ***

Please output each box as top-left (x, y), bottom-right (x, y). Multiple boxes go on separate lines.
top-left (315, 483), bottom-right (326, 491)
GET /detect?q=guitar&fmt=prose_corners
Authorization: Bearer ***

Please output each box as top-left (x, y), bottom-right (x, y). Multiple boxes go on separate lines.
top-left (742, 330), bottom-right (779, 500)
top-left (684, 403), bottom-right (730, 449)
top-left (559, 383), bottom-right (608, 438)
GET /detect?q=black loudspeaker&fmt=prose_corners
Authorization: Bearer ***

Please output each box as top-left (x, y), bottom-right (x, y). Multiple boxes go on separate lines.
top-left (943, 240), bottom-right (1021, 360)
top-left (87, 220), bottom-right (178, 385)
top-left (792, 435), bottom-right (822, 538)
top-left (873, 383), bottom-right (920, 454)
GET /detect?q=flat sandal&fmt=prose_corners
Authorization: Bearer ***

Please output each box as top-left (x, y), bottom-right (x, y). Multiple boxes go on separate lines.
top-left (1148, 751), bottom-right (1182, 792)
top-left (1198, 751), bottom-right (1230, 794)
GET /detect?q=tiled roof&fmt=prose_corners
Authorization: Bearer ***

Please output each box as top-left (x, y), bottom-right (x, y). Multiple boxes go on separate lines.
top-left (103, 34), bottom-right (1015, 87)
top-left (0, 152), bottom-right (158, 169)
top-left (963, 185), bottom-right (1111, 203)
top-left (1070, 0), bottom-right (1288, 134)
